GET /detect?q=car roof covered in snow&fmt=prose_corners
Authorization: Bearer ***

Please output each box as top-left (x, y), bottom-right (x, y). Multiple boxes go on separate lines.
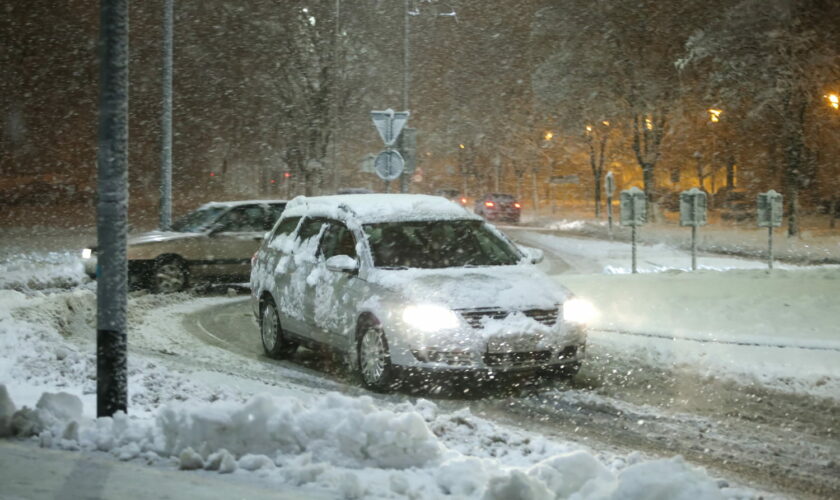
top-left (282, 194), bottom-right (479, 223)
top-left (198, 199), bottom-right (288, 210)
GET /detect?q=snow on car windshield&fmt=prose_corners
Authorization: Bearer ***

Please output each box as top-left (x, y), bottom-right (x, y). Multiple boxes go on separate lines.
top-left (364, 219), bottom-right (521, 269)
top-left (170, 206), bottom-right (226, 233)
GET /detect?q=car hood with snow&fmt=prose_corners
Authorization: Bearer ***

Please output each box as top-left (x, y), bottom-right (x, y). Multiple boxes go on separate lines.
top-left (367, 265), bottom-right (569, 311)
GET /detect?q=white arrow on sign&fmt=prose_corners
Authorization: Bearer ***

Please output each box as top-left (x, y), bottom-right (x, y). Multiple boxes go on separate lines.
top-left (371, 109), bottom-right (410, 147)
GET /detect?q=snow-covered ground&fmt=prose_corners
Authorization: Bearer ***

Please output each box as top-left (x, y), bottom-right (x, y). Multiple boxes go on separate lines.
top-left (511, 230), bottom-right (840, 400)
top-left (0, 290), bottom-right (757, 499)
top-left (3, 222), bottom-right (839, 498)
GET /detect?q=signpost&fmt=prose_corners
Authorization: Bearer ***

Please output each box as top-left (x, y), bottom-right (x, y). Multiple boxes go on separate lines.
top-left (370, 109), bottom-right (409, 146)
top-left (620, 187), bottom-right (646, 273)
top-left (374, 149), bottom-right (405, 182)
top-left (370, 109), bottom-right (410, 191)
top-left (679, 188), bottom-right (708, 271)
top-left (757, 190), bottom-right (783, 270)
top-left (605, 171), bottom-right (615, 237)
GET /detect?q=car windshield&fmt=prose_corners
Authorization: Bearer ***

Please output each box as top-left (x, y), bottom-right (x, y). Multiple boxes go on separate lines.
top-left (170, 206), bottom-right (227, 233)
top-left (363, 219), bottom-right (521, 269)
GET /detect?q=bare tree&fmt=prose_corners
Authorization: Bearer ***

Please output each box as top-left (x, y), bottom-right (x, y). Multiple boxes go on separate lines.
top-left (679, 0), bottom-right (840, 235)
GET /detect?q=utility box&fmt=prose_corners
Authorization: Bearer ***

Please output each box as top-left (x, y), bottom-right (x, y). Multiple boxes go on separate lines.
top-left (679, 188), bottom-right (708, 227)
top-left (757, 190), bottom-right (783, 228)
top-left (620, 187), bottom-right (647, 227)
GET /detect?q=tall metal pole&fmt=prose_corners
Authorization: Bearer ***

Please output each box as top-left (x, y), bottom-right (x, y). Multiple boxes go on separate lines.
top-left (691, 224), bottom-right (697, 271)
top-left (331, 0), bottom-right (341, 194)
top-left (96, 0), bottom-right (129, 417)
top-left (631, 226), bottom-right (638, 274)
top-left (159, 0), bottom-right (173, 230)
top-left (768, 226), bottom-right (774, 270)
top-left (399, 0), bottom-right (410, 194)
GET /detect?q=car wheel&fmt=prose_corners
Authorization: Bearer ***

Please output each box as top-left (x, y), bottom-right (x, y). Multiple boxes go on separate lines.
top-left (260, 298), bottom-right (297, 359)
top-left (153, 257), bottom-right (188, 293)
top-left (357, 325), bottom-right (395, 392)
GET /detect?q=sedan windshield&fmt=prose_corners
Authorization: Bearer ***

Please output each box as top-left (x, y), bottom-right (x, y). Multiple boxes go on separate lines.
top-left (363, 219), bottom-right (521, 269)
top-left (171, 207), bottom-right (226, 232)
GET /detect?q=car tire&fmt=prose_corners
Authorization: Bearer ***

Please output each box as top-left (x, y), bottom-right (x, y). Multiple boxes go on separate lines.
top-left (260, 298), bottom-right (297, 359)
top-left (357, 325), bottom-right (395, 392)
top-left (152, 256), bottom-right (189, 293)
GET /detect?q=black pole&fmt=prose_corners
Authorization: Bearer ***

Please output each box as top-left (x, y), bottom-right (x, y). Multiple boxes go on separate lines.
top-left (159, 0), bottom-right (173, 230)
top-left (96, 0), bottom-right (129, 417)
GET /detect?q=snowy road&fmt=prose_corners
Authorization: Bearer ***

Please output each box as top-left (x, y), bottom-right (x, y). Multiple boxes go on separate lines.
top-left (2, 227), bottom-right (839, 498)
top-left (170, 227), bottom-right (840, 499)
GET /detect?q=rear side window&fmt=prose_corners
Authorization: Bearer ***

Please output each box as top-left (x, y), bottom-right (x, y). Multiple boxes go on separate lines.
top-left (267, 216), bottom-right (301, 251)
top-left (265, 203), bottom-right (286, 229)
top-left (271, 216), bottom-right (301, 240)
top-left (215, 205), bottom-right (266, 232)
top-left (296, 218), bottom-right (328, 243)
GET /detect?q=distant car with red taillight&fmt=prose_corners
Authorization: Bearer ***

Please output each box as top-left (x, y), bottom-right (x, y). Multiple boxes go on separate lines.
top-left (474, 193), bottom-right (521, 223)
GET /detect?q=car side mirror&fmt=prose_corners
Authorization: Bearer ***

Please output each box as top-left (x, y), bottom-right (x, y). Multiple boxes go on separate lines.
top-left (517, 245), bottom-right (544, 265)
top-left (326, 254), bottom-right (359, 274)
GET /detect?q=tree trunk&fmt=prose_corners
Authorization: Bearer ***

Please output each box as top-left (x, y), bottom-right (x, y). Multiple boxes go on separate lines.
top-left (726, 153), bottom-right (736, 189)
top-left (643, 163), bottom-right (656, 222)
top-left (593, 172), bottom-right (602, 218)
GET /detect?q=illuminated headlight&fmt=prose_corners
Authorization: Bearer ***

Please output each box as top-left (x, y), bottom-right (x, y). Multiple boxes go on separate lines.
top-left (563, 298), bottom-right (597, 325)
top-left (402, 304), bottom-right (460, 332)
top-left (81, 248), bottom-right (93, 259)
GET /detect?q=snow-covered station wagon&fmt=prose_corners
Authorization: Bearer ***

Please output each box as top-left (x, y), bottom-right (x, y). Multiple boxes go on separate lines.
top-left (250, 194), bottom-right (592, 391)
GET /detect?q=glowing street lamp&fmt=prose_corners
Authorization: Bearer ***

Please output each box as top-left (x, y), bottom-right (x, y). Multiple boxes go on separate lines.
top-left (826, 93), bottom-right (839, 110)
top-left (644, 116), bottom-right (654, 130)
top-left (708, 108), bottom-right (722, 123)
top-left (544, 131), bottom-right (554, 141)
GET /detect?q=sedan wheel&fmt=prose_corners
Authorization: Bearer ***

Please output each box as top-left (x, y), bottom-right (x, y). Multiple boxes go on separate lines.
top-left (358, 326), bottom-right (394, 392)
top-left (153, 259), bottom-right (188, 293)
top-left (260, 299), bottom-right (297, 359)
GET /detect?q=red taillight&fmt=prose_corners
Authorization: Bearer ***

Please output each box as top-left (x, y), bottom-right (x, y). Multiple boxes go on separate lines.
top-left (485, 201), bottom-right (495, 208)
top-left (514, 202), bottom-right (521, 208)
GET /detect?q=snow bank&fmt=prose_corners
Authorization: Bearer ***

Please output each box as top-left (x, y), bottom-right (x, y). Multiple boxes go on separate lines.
top-left (157, 392), bottom-right (442, 469)
top-left (0, 251), bottom-right (89, 292)
top-left (0, 384), bottom-right (737, 499)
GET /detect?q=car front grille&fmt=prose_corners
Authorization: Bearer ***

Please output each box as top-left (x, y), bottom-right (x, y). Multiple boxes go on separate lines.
top-left (457, 307), bottom-right (559, 329)
top-left (483, 350), bottom-right (552, 367)
top-left (411, 350), bottom-right (473, 366)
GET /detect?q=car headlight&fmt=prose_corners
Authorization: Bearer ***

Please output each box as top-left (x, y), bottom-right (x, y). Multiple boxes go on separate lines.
top-left (402, 304), bottom-right (460, 332)
top-left (563, 298), bottom-right (597, 325)
top-left (81, 248), bottom-right (93, 259)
